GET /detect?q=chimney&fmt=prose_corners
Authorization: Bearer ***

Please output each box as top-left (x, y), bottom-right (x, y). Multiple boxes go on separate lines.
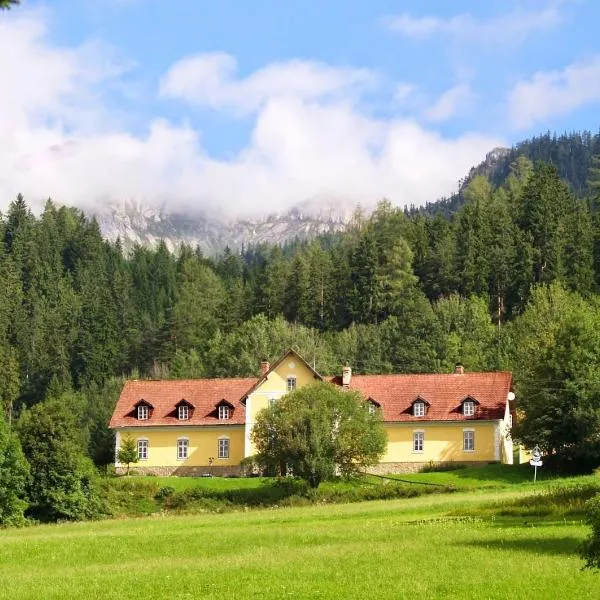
top-left (455, 363), bottom-right (465, 375)
top-left (260, 359), bottom-right (270, 376)
top-left (342, 363), bottom-right (352, 387)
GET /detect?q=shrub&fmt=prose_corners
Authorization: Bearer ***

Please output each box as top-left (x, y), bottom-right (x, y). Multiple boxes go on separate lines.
top-left (154, 486), bottom-right (175, 500)
top-left (421, 461), bottom-right (467, 473)
top-left (581, 494), bottom-right (600, 569)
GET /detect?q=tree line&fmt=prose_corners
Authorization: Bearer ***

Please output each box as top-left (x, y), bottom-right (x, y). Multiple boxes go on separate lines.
top-left (1, 153), bottom-right (600, 524)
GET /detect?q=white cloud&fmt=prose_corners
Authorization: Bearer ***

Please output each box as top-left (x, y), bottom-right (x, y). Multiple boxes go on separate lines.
top-left (508, 56), bottom-right (600, 130)
top-left (424, 84), bottom-right (474, 122)
top-left (395, 83), bottom-right (416, 103)
top-left (386, 2), bottom-right (568, 45)
top-left (159, 53), bottom-right (375, 115)
top-left (0, 10), bottom-right (502, 220)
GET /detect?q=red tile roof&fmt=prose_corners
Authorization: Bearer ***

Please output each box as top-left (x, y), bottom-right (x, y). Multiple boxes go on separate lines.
top-left (329, 372), bottom-right (512, 422)
top-left (110, 364), bottom-right (512, 428)
top-left (109, 377), bottom-right (257, 428)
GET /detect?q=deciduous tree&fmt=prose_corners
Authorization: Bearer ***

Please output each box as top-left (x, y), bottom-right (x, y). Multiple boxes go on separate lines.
top-left (252, 382), bottom-right (386, 487)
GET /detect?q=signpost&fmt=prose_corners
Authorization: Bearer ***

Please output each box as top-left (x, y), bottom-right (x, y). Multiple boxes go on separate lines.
top-left (529, 445), bottom-right (542, 482)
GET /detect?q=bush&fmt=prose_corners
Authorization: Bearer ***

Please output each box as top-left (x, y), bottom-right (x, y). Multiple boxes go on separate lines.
top-left (581, 494), bottom-right (600, 569)
top-left (154, 486), bottom-right (175, 500)
top-left (420, 461), bottom-right (467, 473)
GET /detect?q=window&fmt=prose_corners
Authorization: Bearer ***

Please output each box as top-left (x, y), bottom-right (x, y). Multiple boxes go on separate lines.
top-left (508, 414), bottom-right (513, 428)
top-left (178, 405), bottom-right (189, 420)
top-left (413, 431), bottom-right (424, 452)
top-left (268, 397), bottom-right (278, 408)
top-left (368, 402), bottom-right (376, 415)
top-left (137, 405), bottom-right (148, 420)
top-left (137, 439), bottom-right (148, 460)
top-left (463, 430), bottom-right (475, 452)
top-left (218, 438), bottom-right (230, 459)
top-left (287, 377), bottom-right (297, 392)
top-left (463, 400), bottom-right (475, 416)
top-left (413, 401), bottom-right (425, 417)
top-left (177, 438), bottom-right (189, 460)
top-left (218, 405), bottom-right (231, 420)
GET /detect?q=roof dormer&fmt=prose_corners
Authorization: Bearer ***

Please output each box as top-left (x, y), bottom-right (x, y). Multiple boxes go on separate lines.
top-left (411, 397), bottom-right (430, 417)
top-left (460, 396), bottom-right (480, 417)
top-left (175, 399), bottom-right (194, 421)
top-left (216, 399), bottom-right (235, 420)
top-left (133, 399), bottom-right (154, 421)
top-left (366, 398), bottom-right (381, 414)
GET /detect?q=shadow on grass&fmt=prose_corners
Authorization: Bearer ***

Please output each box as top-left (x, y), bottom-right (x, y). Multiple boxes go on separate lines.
top-left (459, 536), bottom-right (582, 556)
top-left (450, 463), bottom-right (541, 485)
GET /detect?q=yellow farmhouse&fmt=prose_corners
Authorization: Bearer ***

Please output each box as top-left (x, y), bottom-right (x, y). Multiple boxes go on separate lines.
top-left (110, 349), bottom-right (515, 475)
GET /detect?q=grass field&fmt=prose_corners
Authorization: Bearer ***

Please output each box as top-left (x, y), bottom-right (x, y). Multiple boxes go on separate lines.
top-left (1, 466), bottom-right (598, 599)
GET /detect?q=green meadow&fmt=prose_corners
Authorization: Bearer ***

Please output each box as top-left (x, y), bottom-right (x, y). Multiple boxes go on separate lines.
top-left (1, 466), bottom-right (598, 600)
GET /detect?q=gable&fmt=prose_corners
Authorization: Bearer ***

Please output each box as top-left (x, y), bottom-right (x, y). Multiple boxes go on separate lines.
top-left (243, 349), bottom-right (322, 399)
top-left (251, 353), bottom-right (320, 395)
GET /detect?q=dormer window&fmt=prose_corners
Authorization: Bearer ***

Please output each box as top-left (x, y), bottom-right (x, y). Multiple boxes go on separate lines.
top-left (137, 405), bottom-right (149, 420)
top-left (366, 398), bottom-right (380, 415)
top-left (413, 401), bottom-right (425, 417)
top-left (218, 405), bottom-right (231, 420)
top-left (178, 405), bottom-right (189, 420)
top-left (463, 400), bottom-right (476, 416)
top-left (287, 376), bottom-right (297, 392)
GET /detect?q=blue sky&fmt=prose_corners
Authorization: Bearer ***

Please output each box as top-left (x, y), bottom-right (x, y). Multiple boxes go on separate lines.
top-left (1, 0), bottom-right (599, 217)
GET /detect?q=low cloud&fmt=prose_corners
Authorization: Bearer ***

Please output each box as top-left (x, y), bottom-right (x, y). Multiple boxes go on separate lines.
top-left (0, 10), bottom-right (502, 220)
top-left (508, 56), bottom-right (600, 130)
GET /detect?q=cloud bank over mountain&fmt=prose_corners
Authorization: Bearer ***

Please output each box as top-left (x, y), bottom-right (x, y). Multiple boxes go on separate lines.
top-left (1, 1), bottom-right (596, 218)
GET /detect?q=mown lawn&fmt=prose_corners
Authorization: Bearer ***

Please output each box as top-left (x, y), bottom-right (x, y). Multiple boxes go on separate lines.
top-left (1, 468), bottom-right (598, 599)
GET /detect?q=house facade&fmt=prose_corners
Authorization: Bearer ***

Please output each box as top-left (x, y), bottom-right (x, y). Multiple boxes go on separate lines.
top-left (109, 349), bottom-right (515, 475)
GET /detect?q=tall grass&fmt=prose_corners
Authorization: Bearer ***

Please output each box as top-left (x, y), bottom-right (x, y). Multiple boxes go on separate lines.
top-left (0, 484), bottom-right (596, 600)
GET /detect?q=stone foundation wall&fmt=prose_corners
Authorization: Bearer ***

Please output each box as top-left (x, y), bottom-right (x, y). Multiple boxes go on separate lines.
top-left (366, 460), bottom-right (494, 475)
top-left (115, 465), bottom-right (243, 477)
top-left (116, 460), bottom-right (494, 477)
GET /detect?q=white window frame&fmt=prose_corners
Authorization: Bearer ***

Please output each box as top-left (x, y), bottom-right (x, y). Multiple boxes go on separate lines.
top-left (218, 404), bottom-right (231, 420)
top-left (413, 401), bottom-right (425, 417)
top-left (368, 402), bottom-right (376, 415)
top-left (413, 430), bottom-right (424, 453)
top-left (463, 429), bottom-right (475, 452)
top-left (463, 400), bottom-right (475, 416)
top-left (286, 376), bottom-right (297, 393)
top-left (218, 437), bottom-right (230, 459)
top-left (268, 397), bottom-right (278, 408)
top-left (178, 404), bottom-right (189, 421)
top-left (137, 438), bottom-right (149, 461)
top-left (137, 405), bottom-right (149, 420)
top-left (177, 438), bottom-right (189, 460)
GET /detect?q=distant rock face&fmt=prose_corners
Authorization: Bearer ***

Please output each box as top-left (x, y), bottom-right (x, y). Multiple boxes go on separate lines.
top-left (95, 197), bottom-right (364, 254)
top-left (461, 146), bottom-right (511, 189)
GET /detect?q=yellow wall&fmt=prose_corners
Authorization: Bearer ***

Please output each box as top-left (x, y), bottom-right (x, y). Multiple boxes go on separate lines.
top-left (519, 446), bottom-right (533, 464)
top-left (382, 422), bottom-right (498, 463)
top-left (118, 426), bottom-right (245, 468)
